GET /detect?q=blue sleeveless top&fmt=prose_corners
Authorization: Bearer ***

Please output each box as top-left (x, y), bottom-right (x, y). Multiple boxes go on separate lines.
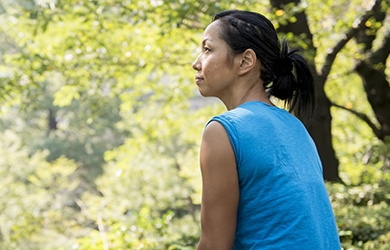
top-left (208, 101), bottom-right (341, 250)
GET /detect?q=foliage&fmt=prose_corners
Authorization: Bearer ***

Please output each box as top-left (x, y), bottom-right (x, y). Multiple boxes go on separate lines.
top-left (0, 78), bottom-right (125, 179)
top-left (0, 131), bottom-right (83, 250)
top-left (74, 103), bottom-right (221, 249)
top-left (0, 0), bottom-right (232, 248)
top-left (0, 0), bottom-right (389, 249)
top-left (328, 182), bottom-right (390, 250)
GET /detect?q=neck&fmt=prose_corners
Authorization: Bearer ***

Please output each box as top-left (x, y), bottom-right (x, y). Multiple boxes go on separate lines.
top-left (219, 78), bottom-right (274, 111)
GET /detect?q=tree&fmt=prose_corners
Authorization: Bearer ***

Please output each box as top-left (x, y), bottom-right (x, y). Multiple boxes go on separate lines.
top-left (0, 0), bottom-right (242, 248)
top-left (0, 131), bottom-right (82, 250)
top-left (270, 0), bottom-right (390, 181)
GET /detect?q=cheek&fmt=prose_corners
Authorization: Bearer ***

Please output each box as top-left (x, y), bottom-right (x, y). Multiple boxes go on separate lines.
top-left (214, 55), bottom-right (229, 70)
top-left (204, 55), bottom-right (228, 80)
top-left (207, 59), bottom-right (222, 73)
top-left (203, 62), bottom-right (214, 78)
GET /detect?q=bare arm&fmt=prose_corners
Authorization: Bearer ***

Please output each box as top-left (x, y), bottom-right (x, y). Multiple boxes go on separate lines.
top-left (196, 121), bottom-right (240, 250)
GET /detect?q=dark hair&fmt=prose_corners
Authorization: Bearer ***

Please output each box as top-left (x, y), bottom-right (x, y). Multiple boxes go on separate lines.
top-left (213, 10), bottom-right (315, 120)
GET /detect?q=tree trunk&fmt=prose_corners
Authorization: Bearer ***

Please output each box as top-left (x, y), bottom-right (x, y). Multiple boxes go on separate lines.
top-left (48, 109), bottom-right (57, 131)
top-left (270, 0), bottom-right (340, 181)
top-left (355, 60), bottom-right (390, 139)
top-left (355, 10), bottom-right (390, 140)
top-left (308, 75), bottom-right (340, 181)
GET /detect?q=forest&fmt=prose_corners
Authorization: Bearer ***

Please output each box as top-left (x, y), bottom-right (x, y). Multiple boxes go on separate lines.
top-left (0, 0), bottom-right (389, 249)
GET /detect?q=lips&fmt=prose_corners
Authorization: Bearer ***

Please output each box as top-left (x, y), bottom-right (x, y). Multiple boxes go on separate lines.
top-left (195, 76), bottom-right (204, 84)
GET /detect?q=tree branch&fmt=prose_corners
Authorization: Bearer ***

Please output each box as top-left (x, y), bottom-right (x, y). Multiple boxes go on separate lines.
top-left (370, 32), bottom-right (390, 65)
top-left (270, 0), bottom-right (316, 55)
top-left (97, 202), bottom-right (109, 250)
top-left (355, 0), bottom-right (387, 52)
top-left (320, 0), bottom-right (380, 80)
top-left (331, 102), bottom-right (384, 140)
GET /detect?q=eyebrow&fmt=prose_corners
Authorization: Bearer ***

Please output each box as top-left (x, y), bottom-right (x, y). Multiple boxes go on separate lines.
top-left (201, 38), bottom-right (212, 46)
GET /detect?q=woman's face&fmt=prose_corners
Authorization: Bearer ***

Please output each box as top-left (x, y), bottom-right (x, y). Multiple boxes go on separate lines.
top-left (192, 21), bottom-right (237, 98)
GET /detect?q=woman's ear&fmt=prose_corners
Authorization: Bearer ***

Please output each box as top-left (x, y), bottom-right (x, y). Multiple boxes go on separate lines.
top-left (237, 49), bottom-right (257, 75)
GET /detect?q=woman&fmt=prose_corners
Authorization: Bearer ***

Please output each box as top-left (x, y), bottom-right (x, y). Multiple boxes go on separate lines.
top-left (192, 10), bottom-right (341, 250)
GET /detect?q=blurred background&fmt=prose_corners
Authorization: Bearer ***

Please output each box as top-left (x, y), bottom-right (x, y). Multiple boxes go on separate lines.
top-left (0, 0), bottom-right (389, 249)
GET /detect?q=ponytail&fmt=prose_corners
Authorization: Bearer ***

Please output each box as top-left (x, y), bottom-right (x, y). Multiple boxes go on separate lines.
top-left (269, 38), bottom-right (315, 121)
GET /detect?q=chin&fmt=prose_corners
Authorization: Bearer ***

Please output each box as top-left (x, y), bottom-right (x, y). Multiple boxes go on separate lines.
top-left (197, 86), bottom-right (215, 98)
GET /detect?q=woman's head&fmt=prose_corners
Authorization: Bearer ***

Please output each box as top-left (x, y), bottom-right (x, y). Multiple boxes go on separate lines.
top-left (192, 21), bottom-right (242, 99)
top-left (213, 10), bottom-right (279, 85)
top-left (212, 10), bottom-right (315, 120)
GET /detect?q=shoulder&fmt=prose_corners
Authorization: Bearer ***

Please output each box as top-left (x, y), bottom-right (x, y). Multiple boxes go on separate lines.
top-left (204, 120), bottom-right (225, 134)
top-left (201, 121), bottom-right (236, 166)
top-left (214, 102), bottom-right (276, 126)
top-left (207, 106), bottom-right (249, 132)
top-left (202, 121), bottom-right (230, 149)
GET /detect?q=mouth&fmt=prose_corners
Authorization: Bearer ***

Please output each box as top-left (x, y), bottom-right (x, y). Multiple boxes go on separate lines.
top-left (195, 76), bottom-right (204, 84)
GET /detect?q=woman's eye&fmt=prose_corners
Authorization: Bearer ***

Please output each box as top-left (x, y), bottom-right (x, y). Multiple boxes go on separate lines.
top-left (204, 47), bottom-right (210, 52)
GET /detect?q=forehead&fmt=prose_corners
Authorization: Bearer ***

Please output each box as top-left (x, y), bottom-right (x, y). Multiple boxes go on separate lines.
top-left (202, 20), bottom-right (222, 44)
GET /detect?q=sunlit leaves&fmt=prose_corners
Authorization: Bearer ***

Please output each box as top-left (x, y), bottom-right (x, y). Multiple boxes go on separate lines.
top-left (53, 85), bottom-right (81, 107)
top-left (327, 182), bottom-right (390, 249)
top-left (0, 131), bottom-right (81, 249)
top-left (0, 0), bottom-right (389, 249)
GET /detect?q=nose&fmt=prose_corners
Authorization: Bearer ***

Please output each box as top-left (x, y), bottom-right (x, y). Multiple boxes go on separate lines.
top-left (192, 54), bottom-right (201, 71)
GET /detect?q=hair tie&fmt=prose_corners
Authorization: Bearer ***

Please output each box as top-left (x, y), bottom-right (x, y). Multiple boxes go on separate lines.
top-left (273, 56), bottom-right (293, 77)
